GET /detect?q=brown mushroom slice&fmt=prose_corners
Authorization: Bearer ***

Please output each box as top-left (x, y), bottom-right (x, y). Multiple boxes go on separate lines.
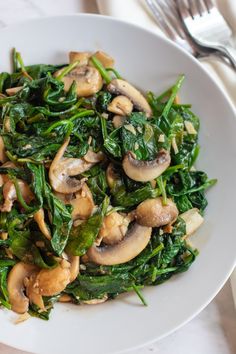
top-left (25, 272), bottom-right (45, 311)
top-left (68, 256), bottom-right (80, 282)
top-left (54, 65), bottom-right (103, 97)
top-left (180, 208), bottom-right (204, 238)
top-left (1, 179), bottom-right (34, 212)
top-left (6, 86), bottom-right (23, 96)
top-left (34, 260), bottom-right (71, 296)
top-left (107, 95), bottom-right (133, 116)
top-left (0, 162), bottom-right (18, 187)
top-left (0, 136), bottom-right (7, 163)
top-left (91, 51), bottom-right (114, 68)
top-left (33, 208), bottom-right (51, 240)
top-left (99, 212), bottom-right (130, 245)
top-left (135, 197), bottom-right (178, 227)
top-left (107, 79), bottom-right (152, 118)
top-left (7, 262), bottom-right (38, 314)
top-left (49, 138), bottom-right (103, 194)
top-left (86, 223), bottom-right (152, 265)
top-left (106, 163), bottom-right (122, 190)
top-left (69, 51), bottom-right (90, 66)
top-left (70, 183), bottom-right (95, 220)
top-left (112, 115), bottom-right (126, 129)
top-left (83, 295), bottom-right (108, 305)
top-left (122, 149), bottom-right (171, 182)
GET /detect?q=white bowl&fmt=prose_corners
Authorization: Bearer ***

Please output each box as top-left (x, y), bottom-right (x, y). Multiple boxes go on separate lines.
top-left (0, 14), bottom-right (235, 354)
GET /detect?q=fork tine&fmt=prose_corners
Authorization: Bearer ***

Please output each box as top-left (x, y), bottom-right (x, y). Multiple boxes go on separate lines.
top-left (157, 0), bottom-right (186, 40)
top-left (145, 0), bottom-right (178, 40)
top-left (187, 0), bottom-right (199, 18)
top-left (202, 0), bottom-right (214, 12)
top-left (177, 0), bottom-right (192, 21)
top-left (196, 0), bottom-right (208, 16)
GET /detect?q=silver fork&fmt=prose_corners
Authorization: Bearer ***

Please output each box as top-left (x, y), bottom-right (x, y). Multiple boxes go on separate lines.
top-left (145, 0), bottom-right (200, 56)
top-left (177, 0), bottom-right (236, 69)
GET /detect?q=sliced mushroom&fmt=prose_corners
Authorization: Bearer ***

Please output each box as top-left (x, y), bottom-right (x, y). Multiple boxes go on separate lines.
top-left (83, 295), bottom-right (108, 305)
top-left (59, 294), bottom-right (72, 302)
top-left (135, 197), bottom-right (178, 227)
top-left (70, 183), bottom-right (95, 220)
top-left (107, 95), bottom-right (133, 116)
top-left (0, 136), bottom-right (7, 164)
top-left (180, 208), bottom-right (204, 238)
top-left (112, 115), bottom-right (126, 129)
top-left (86, 223), bottom-right (152, 265)
top-left (0, 161), bottom-right (18, 187)
top-left (69, 51), bottom-right (90, 66)
top-left (34, 259), bottom-right (71, 296)
top-left (106, 163), bottom-right (122, 189)
top-left (25, 272), bottom-right (45, 311)
top-left (91, 51), bottom-right (114, 68)
top-left (68, 256), bottom-right (80, 282)
top-left (0, 179), bottom-right (34, 212)
top-left (6, 86), bottom-right (23, 96)
top-left (54, 65), bottom-right (103, 97)
top-left (99, 212), bottom-right (131, 245)
top-left (7, 262), bottom-right (38, 314)
top-left (122, 149), bottom-right (171, 182)
top-left (33, 208), bottom-right (51, 240)
top-left (107, 79), bottom-right (152, 118)
top-left (49, 138), bottom-right (103, 194)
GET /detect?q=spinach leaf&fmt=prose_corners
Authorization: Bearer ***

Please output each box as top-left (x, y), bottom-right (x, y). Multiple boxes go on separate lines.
top-left (66, 196), bottom-right (109, 256)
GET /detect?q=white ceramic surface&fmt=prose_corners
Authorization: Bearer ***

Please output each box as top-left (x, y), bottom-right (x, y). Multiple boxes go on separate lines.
top-left (0, 14), bottom-right (235, 354)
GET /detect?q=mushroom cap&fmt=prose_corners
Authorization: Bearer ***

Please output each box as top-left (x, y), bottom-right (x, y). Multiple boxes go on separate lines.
top-left (122, 149), bottom-right (171, 182)
top-left (55, 65), bottom-right (103, 97)
top-left (86, 223), bottom-right (152, 265)
top-left (25, 272), bottom-right (45, 311)
top-left (90, 51), bottom-right (114, 68)
top-left (69, 51), bottom-right (90, 66)
top-left (7, 262), bottom-right (38, 314)
top-left (99, 212), bottom-right (130, 245)
top-left (107, 95), bottom-right (133, 116)
top-left (135, 197), bottom-right (179, 227)
top-left (34, 260), bottom-right (71, 296)
top-left (107, 79), bottom-right (152, 118)
top-left (70, 183), bottom-right (95, 220)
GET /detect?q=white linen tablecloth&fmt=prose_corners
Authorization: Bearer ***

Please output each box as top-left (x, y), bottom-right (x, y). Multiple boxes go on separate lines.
top-left (0, 1), bottom-right (235, 353)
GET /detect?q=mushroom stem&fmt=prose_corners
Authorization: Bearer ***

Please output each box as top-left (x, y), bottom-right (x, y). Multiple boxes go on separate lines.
top-left (180, 208), bottom-right (204, 238)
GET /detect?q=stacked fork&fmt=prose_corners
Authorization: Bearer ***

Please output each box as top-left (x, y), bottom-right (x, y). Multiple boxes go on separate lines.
top-left (146, 0), bottom-right (236, 67)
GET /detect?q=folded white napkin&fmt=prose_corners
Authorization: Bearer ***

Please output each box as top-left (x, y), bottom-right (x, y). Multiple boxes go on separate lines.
top-left (96, 0), bottom-right (236, 307)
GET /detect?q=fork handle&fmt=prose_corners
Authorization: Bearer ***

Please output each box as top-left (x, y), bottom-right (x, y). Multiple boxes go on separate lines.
top-left (217, 45), bottom-right (236, 69)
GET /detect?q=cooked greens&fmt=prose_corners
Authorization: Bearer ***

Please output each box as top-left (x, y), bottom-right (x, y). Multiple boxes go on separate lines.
top-left (0, 49), bottom-right (216, 319)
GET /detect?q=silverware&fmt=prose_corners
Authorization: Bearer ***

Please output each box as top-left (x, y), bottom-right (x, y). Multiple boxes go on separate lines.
top-left (176, 0), bottom-right (236, 69)
top-left (145, 0), bottom-right (199, 56)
